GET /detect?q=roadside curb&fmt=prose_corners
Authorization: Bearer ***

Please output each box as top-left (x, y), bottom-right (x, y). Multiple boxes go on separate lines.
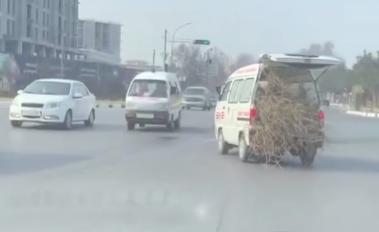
top-left (0, 101), bottom-right (126, 109)
top-left (96, 103), bottom-right (125, 108)
top-left (346, 110), bottom-right (379, 118)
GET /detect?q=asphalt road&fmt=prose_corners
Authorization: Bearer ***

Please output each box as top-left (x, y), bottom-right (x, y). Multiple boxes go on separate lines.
top-left (0, 106), bottom-right (378, 232)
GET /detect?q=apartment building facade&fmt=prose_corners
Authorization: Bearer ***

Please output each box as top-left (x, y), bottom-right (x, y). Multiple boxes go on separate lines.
top-left (0, 0), bottom-right (79, 58)
top-left (77, 19), bottom-right (121, 64)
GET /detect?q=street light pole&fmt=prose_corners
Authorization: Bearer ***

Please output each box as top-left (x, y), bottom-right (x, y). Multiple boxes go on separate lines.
top-left (163, 29), bottom-right (167, 71)
top-left (170, 22), bottom-right (192, 70)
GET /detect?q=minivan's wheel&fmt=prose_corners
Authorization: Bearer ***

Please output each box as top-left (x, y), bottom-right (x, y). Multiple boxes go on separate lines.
top-left (174, 113), bottom-right (181, 130)
top-left (238, 134), bottom-right (249, 162)
top-left (62, 110), bottom-right (72, 130)
top-left (218, 129), bottom-right (229, 154)
top-left (127, 122), bottom-right (135, 130)
top-left (166, 116), bottom-right (175, 131)
top-left (10, 120), bottom-right (22, 128)
top-left (203, 105), bottom-right (207, 111)
top-left (84, 110), bottom-right (94, 127)
top-left (300, 144), bottom-right (317, 167)
top-left (139, 123), bottom-right (145, 128)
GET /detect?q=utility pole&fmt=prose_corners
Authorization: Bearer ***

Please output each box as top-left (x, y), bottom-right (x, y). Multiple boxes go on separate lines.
top-left (205, 49), bottom-right (212, 88)
top-left (170, 22), bottom-right (192, 70)
top-left (60, 31), bottom-right (64, 78)
top-left (152, 49), bottom-right (156, 72)
top-left (163, 30), bottom-right (167, 71)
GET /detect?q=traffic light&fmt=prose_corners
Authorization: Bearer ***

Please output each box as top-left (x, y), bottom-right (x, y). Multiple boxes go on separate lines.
top-left (193, 40), bottom-right (210, 45)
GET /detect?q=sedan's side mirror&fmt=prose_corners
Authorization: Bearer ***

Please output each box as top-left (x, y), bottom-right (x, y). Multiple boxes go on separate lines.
top-left (17, 90), bottom-right (23, 94)
top-left (73, 92), bottom-right (83, 99)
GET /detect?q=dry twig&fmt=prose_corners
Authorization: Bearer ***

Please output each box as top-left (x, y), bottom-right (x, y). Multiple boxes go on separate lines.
top-left (251, 71), bottom-right (322, 166)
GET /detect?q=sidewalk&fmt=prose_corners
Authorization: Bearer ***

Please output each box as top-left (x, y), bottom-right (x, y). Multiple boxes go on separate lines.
top-left (338, 104), bottom-right (379, 118)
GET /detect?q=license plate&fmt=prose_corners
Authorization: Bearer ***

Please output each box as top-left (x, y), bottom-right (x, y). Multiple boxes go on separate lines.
top-left (22, 110), bottom-right (41, 116)
top-left (136, 114), bottom-right (153, 119)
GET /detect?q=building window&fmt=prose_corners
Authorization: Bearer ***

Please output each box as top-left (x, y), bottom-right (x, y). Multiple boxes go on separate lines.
top-left (12, 0), bottom-right (15, 15)
top-left (6, 20), bottom-right (10, 35)
top-left (35, 28), bottom-right (38, 40)
top-left (7, 0), bottom-right (11, 14)
top-left (26, 25), bottom-right (31, 38)
top-left (36, 9), bottom-right (39, 24)
top-left (58, 0), bottom-right (62, 13)
top-left (11, 21), bottom-right (14, 36)
top-left (26, 4), bottom-right (31, 20)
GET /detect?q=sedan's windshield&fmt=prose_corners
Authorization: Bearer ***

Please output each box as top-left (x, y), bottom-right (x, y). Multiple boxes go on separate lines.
top-left (184, 88), bottom-right (206, 95)
top-left (23, 81), bottom-right (71, 95)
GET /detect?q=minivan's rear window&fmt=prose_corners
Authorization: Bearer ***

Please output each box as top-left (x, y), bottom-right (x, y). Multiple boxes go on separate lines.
top-left (128, 79), bottom-right (167, 98)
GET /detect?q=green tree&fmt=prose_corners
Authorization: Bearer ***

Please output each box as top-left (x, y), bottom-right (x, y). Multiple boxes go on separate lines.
top-left (350, 50), bottom-right (379, 108)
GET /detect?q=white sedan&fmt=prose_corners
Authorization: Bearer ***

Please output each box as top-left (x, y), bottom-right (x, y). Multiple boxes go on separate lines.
top-left (9, 79), bottom-right (96, 129)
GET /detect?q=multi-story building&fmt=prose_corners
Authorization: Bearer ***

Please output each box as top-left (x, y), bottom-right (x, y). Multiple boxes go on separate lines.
top-left (0, 0), bottom-right (79, 58)
top-left (77, 19), bottom-right (121, 64)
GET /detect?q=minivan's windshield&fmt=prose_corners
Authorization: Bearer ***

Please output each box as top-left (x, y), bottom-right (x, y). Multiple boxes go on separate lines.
top-left (23, 81), bottom-right (71, 95)
top-left (184, 88), bottom-right (206, 95)
top-left (128, 79), bottom-right (168, 98)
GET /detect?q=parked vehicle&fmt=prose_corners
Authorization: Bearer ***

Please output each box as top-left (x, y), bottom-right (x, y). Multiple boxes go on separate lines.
top-left (182, 86), bottom-right (212, 110)
top-left (9, 79), bottom-right (96, 129)
top-left (322, 99), bottom-right (330, 107)
top-left (214, 53), bottom-right (341, 166)
top-left (124, 71), bottom-right (182, 131)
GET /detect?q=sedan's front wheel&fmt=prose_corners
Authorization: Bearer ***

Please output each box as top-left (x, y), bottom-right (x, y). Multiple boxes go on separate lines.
top-left (62, 110), bottom-right (73, 130)
top-left (84, 110), bottom-right (95, 127)
top-left (10, 120), bottom-right (22, 128)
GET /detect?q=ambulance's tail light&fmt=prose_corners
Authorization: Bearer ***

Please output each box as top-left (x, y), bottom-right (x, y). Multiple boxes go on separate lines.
top-left (319, 110), bottom-right (325, 120)
top-left (319, 110), bottom-right (325, 127)
top-left (250, 107), bottom-right (257, 125)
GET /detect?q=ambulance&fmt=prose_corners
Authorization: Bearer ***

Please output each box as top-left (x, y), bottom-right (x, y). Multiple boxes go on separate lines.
top-left (214, 53), bottom-right (341, 166)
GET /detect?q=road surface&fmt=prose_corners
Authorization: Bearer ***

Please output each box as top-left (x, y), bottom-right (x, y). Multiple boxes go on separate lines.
top-left (0, 107), bottom-right (378, 232)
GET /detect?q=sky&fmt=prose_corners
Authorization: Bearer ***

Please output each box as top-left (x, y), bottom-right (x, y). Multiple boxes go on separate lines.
top-left (79, 0), bottom-right (379, 67)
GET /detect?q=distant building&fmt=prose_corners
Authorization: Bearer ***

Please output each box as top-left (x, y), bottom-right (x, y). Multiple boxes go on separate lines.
top-left (0, 0), bottom-right (79, 57)
top-left (124, 60), bottom-right (162, 72)
top-left (77, 19), bottom-right (121, 64)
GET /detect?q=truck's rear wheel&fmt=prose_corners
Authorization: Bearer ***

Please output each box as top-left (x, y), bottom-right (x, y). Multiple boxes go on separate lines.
top-left (10, 121), bottom-right (22, 128)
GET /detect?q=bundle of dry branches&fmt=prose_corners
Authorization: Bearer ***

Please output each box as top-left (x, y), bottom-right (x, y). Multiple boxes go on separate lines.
top-left (251, 71), bottom-right (322, 164)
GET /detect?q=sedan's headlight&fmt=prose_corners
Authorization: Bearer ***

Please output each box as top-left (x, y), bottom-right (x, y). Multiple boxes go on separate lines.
top-left (11, 99), bottom-right (19, 107)
top-left (45, 102), bottom-right (61, 108)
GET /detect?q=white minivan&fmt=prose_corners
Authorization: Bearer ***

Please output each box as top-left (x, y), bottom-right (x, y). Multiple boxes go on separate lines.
top-left (214, 53), bottom-right (341, 166)
top-left (124, 71), bottom-right (182, 131)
